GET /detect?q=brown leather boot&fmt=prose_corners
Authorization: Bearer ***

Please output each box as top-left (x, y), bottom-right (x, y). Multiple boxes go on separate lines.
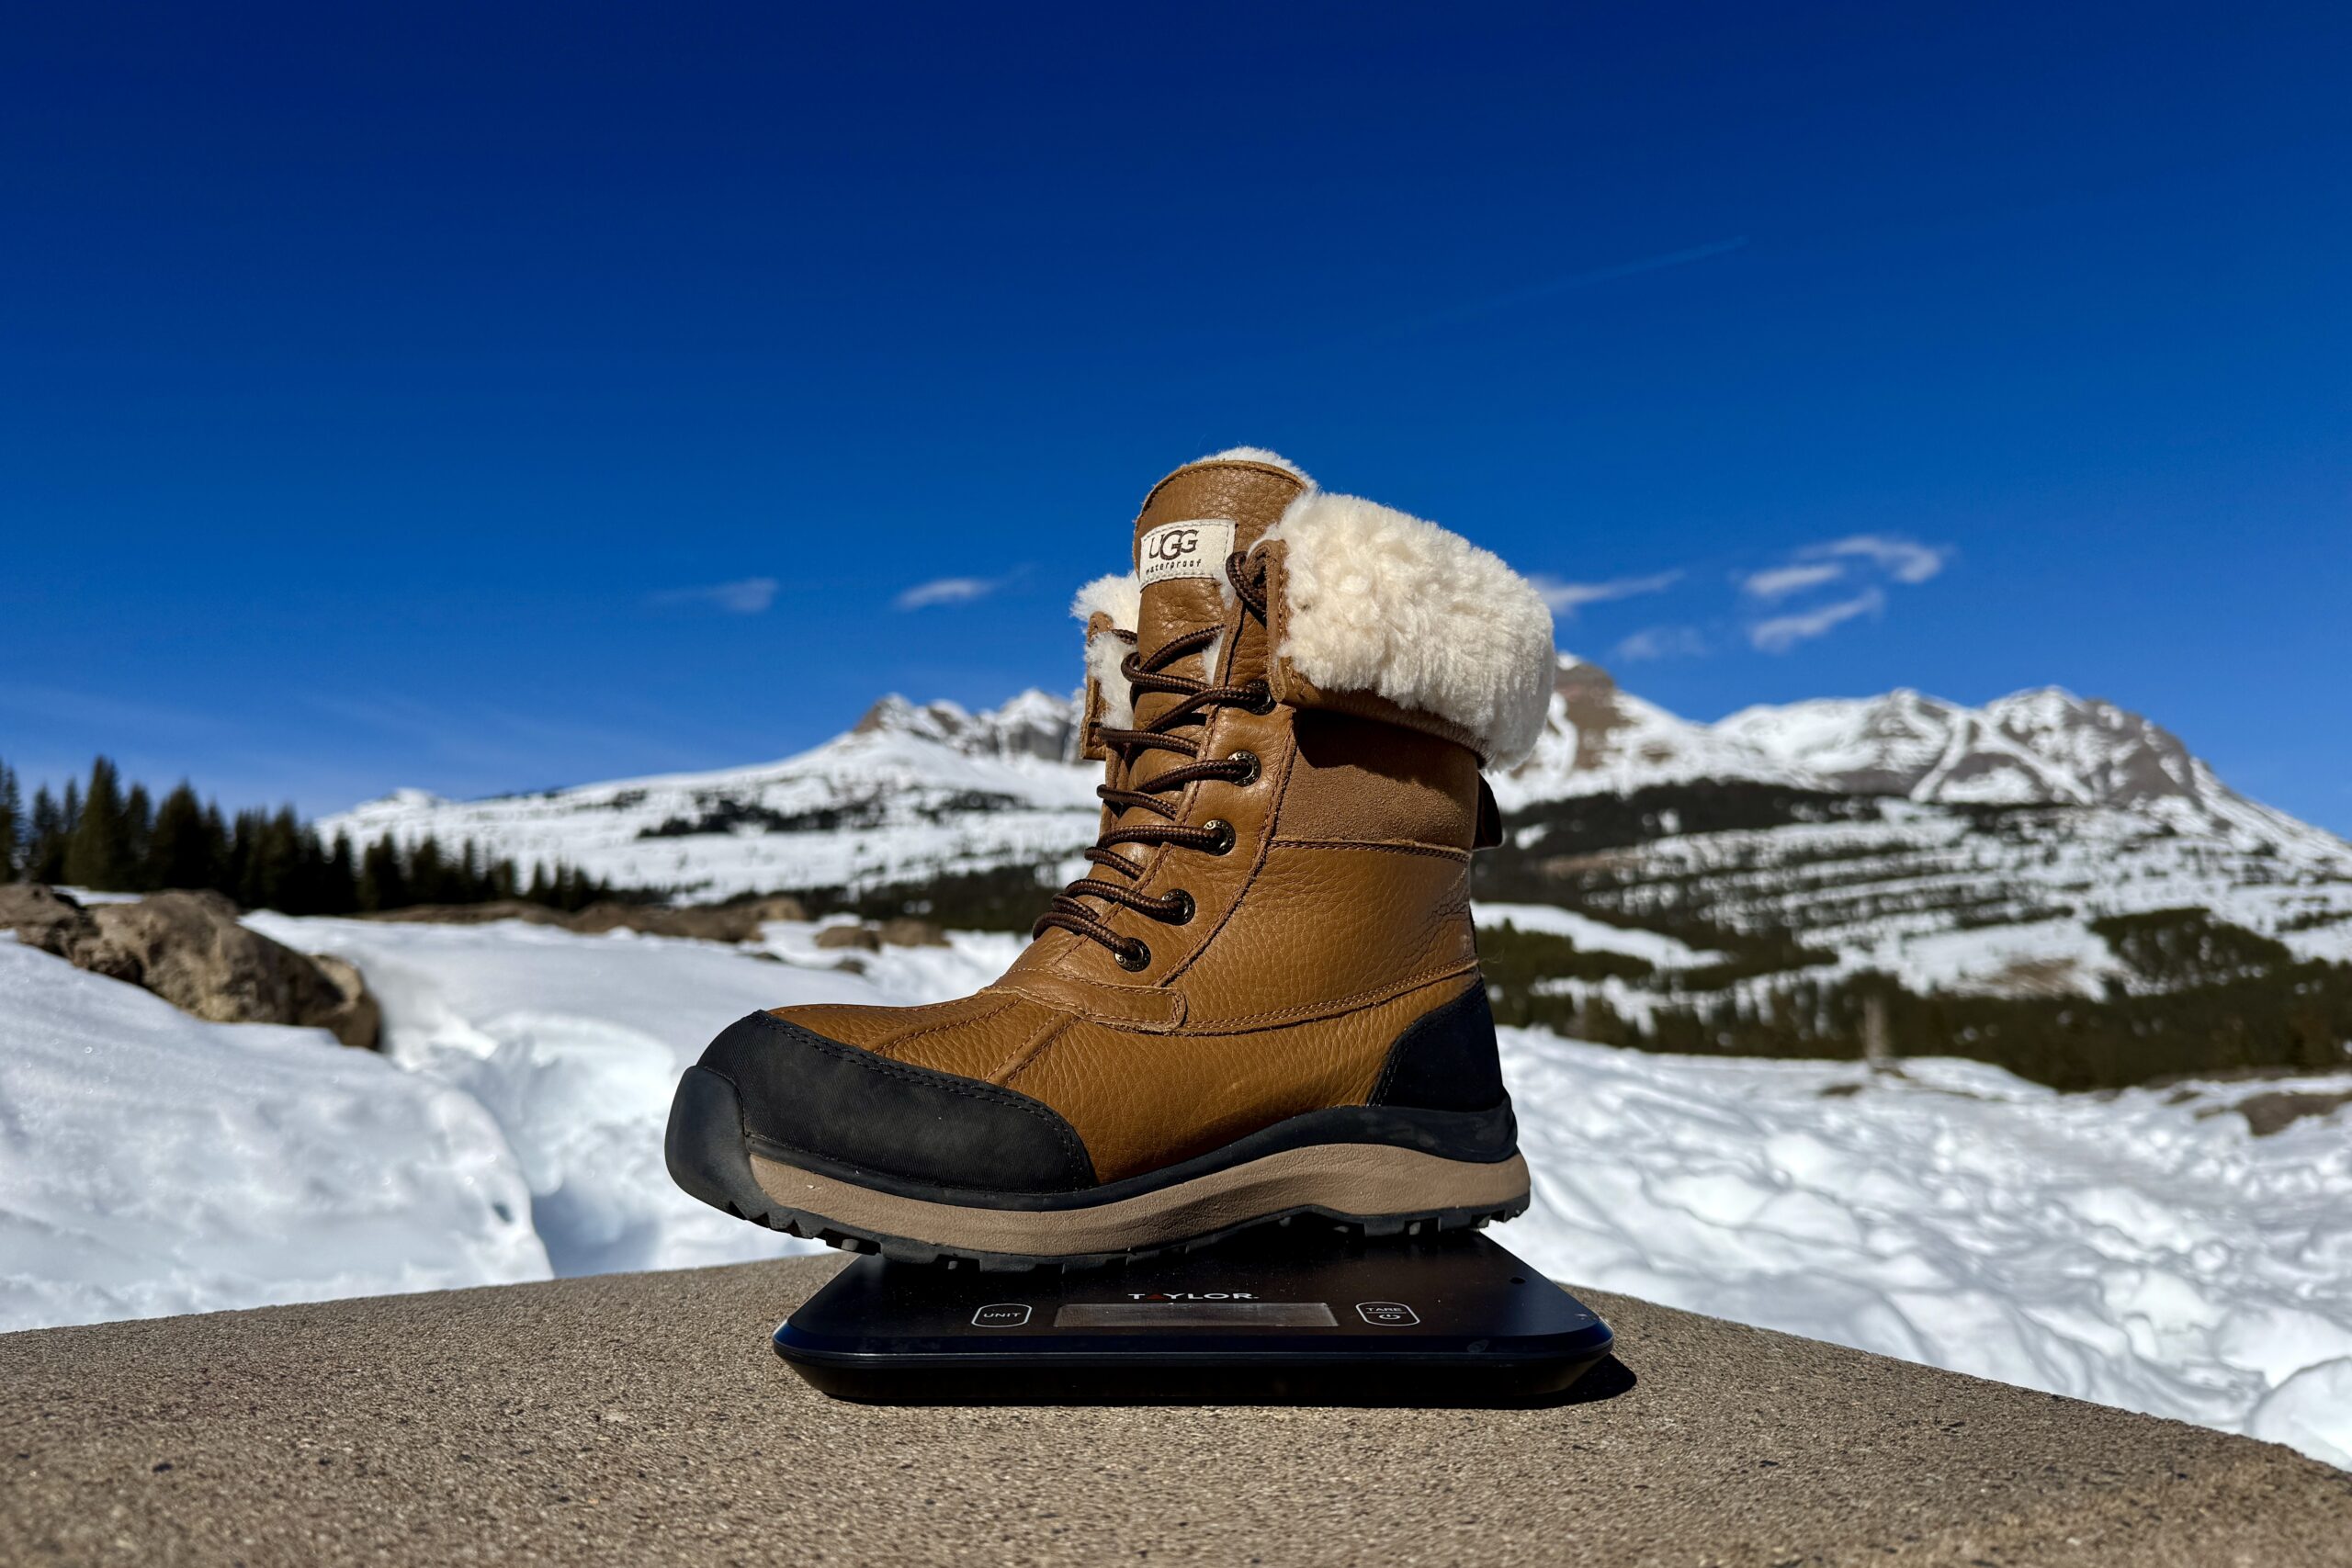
top-left (667, 448), bottom-right (1558, 1266)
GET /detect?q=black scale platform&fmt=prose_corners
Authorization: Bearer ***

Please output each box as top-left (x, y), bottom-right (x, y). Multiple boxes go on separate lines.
top-left (775, 1228), bottom-right (1614, 1405)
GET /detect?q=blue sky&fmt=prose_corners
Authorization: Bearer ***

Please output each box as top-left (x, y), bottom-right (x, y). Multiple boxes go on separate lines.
top-left (4, 4), bottom-right (2347, 831)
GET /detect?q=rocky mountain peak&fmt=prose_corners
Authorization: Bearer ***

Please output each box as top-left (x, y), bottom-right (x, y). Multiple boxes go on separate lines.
top-left (852, 689), bottom-right (1080, 765)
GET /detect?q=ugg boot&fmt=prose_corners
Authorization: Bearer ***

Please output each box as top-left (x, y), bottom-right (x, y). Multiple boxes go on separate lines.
top-left (666, 449), bottom-right (1558, 1266)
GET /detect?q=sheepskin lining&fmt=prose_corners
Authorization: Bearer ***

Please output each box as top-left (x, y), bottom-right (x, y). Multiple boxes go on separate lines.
top-left (1261, 491), bottom-right (1555, 767)
top-left (1071, 573), bottom-right (1142, 743)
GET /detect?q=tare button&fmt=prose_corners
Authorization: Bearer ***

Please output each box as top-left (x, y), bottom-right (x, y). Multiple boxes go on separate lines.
top-left (1356, 1301), bottom-right (1419, 1326)
top-left (971, 1303), bottom-right (1033, 1327)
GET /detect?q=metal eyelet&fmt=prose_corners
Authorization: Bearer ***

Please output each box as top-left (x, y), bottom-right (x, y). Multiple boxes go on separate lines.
top-left (1115, 940), bottom-right (1151, 971)
top-left (1245, 681), bottom-right (1276, 715)
top-left (1202, 819), bottom-right (1237, 855)
top-left (1159, 889), bottom-right (1195, 925)
top-left (1226, 750), bottom-right (1261, 787)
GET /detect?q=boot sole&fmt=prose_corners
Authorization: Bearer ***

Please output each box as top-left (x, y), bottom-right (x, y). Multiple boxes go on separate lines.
top-left (667, 1064), bottom-right (1531, 1271)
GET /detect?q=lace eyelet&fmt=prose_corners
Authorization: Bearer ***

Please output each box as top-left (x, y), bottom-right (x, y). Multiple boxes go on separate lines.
top-left (1226, 750), bottom-right (1261, 787)
top-left (1245, 681), bottom-right (1276, 716)
top-left (1115, 940), bottom-right (1152, 971)
top-left (1202, 819), bottom-right (1237, 855)
top-left (1159, 889), bottom-right (1195, 925)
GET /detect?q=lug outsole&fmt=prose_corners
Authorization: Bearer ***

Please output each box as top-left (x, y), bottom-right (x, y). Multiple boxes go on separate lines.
top-left (729, 1189), bottom-right (1530, 1272)
top-left (666, 1063), bottom-right (1528, 1273)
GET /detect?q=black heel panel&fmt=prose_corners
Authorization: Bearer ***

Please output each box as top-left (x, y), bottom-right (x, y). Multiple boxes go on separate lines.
top-left (1370, 983), bottom-right (1507, 1113)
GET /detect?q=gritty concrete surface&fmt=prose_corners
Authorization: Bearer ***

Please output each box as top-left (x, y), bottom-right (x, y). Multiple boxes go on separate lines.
top-left (4, 1256), bottom-right (2346, 1567)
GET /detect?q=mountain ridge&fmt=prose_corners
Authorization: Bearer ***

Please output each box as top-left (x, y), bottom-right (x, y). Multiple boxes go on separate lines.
top-left (329, 655), bottom-right (2349, 883)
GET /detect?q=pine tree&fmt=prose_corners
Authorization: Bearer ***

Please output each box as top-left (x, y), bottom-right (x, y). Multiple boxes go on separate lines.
top-left (224, 808), bottom-right (263, 908)
top-left (323, 831), bottom-right (358, 914)
top-left (235, 807), bottom-right (303, 913)
top-left (63, 758), bottom-right (134, 891)
top-left (147, 783), bottom-right (219, 891)
top-left (28, 787), bottom-right (66, 883)
top-left (199, 803), bottom-right (231, 897)
top-left (411, 836), bottom-right (447, 904)
top-left (0, 761), bottom-right (19, 881)
top-left (358, 832), bottom-right (408, 912)
top-left (122, 784), bottom-right (155, 889)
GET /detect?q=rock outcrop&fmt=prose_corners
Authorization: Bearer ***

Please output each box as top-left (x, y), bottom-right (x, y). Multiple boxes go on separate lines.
top-left (0, 886), bottom-right (381, 1050)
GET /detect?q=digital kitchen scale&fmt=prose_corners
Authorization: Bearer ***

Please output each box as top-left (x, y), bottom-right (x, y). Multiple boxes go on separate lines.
top-left (773, 1227), bottom-right (1615, 1405)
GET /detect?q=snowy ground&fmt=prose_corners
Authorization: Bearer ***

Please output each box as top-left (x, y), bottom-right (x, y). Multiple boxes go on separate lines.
top-left (0, 941), bottom-right (545, 1331)
top-left (2, 912), bottom-right (2348, 1470)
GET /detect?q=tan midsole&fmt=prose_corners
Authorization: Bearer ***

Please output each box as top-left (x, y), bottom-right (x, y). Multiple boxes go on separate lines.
top-left (747, 1144), bottom-right (1531, 1257)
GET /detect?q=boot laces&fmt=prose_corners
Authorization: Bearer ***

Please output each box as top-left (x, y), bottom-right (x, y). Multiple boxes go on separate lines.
top-left (1033, 551), bottom-right (1272, 966)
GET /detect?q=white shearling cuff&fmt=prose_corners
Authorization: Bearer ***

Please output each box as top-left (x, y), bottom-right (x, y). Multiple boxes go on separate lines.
top-left (1262, 491), bottom-right (1555, 767)
top-left (1068, 455), bottom-right (1556, 768)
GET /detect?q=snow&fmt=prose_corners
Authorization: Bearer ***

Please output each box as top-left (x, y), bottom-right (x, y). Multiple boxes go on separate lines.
top-left (7, 907), bottom-right (2352, 1470)
top-left (313, 675), bottom-right (2352, 1005)
top-left (1861, 914), bottom-right (2124, 998)
top-left (2248, 1360), bottom-right (2352, 1469)
top-left (1498, 1031), bottom-right (2352, 1470)
top-left (320, 711), bottom-right (1102, 903)
top-left (243, 910), bottom-right (1018, 1277)
top-left (0, 940), bottom-right (544, 1335)
top-left (1472, 902), bottom-right (1724, 968)
top-left (1490, 677), bottom-right (1809, 810)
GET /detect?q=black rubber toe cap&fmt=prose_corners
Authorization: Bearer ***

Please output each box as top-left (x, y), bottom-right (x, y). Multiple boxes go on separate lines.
top-left (679, 1011), bottom-right (1095, 1196)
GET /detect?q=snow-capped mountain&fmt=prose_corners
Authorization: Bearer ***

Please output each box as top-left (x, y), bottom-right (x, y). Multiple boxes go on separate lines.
top-left (1490, 657), bottom-right (1813, 806)
top-left (1520, 661), bottom-right (2346, 863)
top-left (325, 691), bottom-right (1102, 897)
top-left (849, 690), bottom-right (1083, 766)
top-left (323, 660), bottom-right (2352, 988)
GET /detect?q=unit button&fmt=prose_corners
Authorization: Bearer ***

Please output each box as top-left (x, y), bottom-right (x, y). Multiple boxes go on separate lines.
top-left (971, 1303), bottom-right (1033, 1327)
top-left (1356, 1301), bottom-right (1419, 1326)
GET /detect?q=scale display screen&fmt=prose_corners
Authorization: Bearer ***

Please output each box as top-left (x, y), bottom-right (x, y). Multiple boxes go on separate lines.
top-left (1055, 1302), bottom-right (1338, 1328)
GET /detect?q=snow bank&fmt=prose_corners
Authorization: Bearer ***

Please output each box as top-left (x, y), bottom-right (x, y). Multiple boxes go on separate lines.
top-left (1495, 1029), bottom-right (2352, 1469)
top-left (0, 942), bottom-right (544, 1334)
top-left (243, 912), bottom-right (1021, 1277)
top-left (9, 909), bottom-right (2351, 1471)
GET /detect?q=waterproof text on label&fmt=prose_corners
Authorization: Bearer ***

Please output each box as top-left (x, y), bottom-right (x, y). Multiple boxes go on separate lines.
top-left (1137, 519), bottom-right (1237, 587)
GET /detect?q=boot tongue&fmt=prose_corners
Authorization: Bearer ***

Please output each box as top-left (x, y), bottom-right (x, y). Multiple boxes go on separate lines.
top-left (1128, 456), bottom-right (1309, 713)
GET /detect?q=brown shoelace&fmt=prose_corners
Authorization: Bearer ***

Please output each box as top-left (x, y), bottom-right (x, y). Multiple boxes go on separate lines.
top-left (1034, 551), bottom-right (1272, 968)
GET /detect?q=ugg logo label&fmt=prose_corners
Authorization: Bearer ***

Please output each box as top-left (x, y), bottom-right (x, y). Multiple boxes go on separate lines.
top-left (1137, 518), bottom-right (1235, 586)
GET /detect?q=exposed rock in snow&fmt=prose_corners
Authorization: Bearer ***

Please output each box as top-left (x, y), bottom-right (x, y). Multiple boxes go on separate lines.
top-left (6, 886), bottom-right (381, 1049)
top-left (1490, 658), bottom-right (1810, 807)
top-left (850, 688), bottom-right (1082, 765)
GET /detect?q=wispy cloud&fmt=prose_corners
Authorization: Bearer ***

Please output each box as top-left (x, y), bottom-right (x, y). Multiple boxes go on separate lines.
top-left (1740, 561), bottom-right (1847, 602)
top-left (1810, 534), bottom-right (1951, 584)
top-left (303, 692), bottom-right (709, 782)
top-left (0, 682), bottom-right (224, 736)
top-left (1733, 533), bottom-right (1951, 651)
top-left (1532, 570), bottom-right (1683, 616)
top-left (894, 576), bottom-right (1002, 612)
top-left (1749, 588), bottom-right (1885, 653)
top-left (650, 577), bottom-right (779, 615)
top-left (1613, 625), bottom-right (1710, 662)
